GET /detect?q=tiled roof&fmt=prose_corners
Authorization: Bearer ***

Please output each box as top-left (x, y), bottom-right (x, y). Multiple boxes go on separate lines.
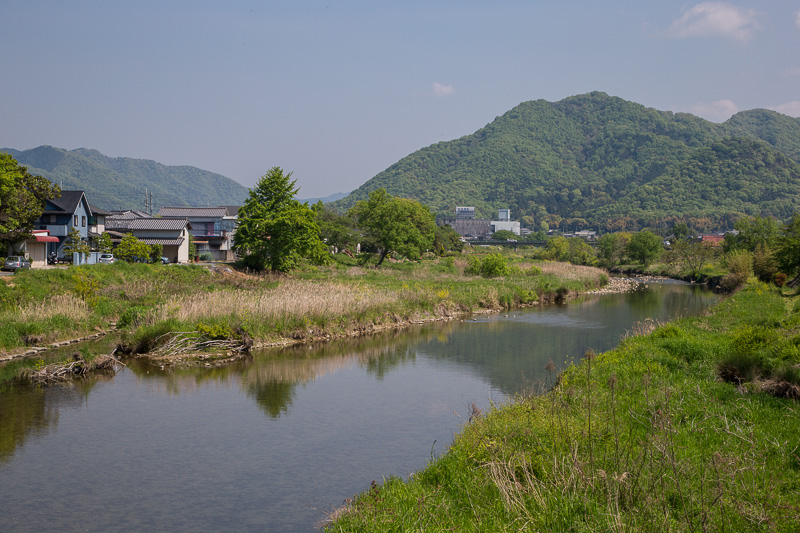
top-left (105, 219), bottom-right (132, 231)
top-left (107, 210), bottom-right (150, 219)
top-left (128, 218), bottom-right (190, 231)
top-left (158, 206), bottom-right (228, 218)
top-left (139, 237), bottom-right (185, 246)
top-left (89, 204), bottom-right (111, 216)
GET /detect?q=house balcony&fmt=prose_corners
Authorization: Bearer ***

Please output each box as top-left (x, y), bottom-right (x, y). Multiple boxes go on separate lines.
top-left (190, 230), bottom-right (229, 239)
top-left (35, 225), bottom-right (68, 237)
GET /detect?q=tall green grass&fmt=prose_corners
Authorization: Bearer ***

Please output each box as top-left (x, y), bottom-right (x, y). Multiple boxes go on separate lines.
top-left (326, 282), bottom-right (800, 531)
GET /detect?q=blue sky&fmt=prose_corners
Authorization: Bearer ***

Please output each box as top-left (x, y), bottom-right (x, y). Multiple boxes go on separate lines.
top-left (2, 1), bottom-right (799, 198)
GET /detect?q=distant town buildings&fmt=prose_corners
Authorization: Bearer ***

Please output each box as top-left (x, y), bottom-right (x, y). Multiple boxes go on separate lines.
top-left (439, 207), bottom-right (520, 238)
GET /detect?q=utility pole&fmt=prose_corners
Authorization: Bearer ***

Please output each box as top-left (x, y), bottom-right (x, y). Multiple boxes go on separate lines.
top-left (144, 189), bottom-right (154, 216)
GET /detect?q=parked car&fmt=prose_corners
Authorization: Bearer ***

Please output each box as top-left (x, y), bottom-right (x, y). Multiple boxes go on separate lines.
top-left (160, 256), bottom-right (170, 264)
top-left (2, 256), bottom-right (31, 272)
top-left (98, 253), bottom-right (115, 264)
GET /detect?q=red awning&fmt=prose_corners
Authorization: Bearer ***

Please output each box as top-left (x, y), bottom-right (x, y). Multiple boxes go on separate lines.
top-left (34, 235), bottom-right (60, 242)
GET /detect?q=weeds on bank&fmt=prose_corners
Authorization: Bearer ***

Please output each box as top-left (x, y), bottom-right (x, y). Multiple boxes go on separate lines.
top-left (2, 253), bottom-right (607, 380)
top-left (326, 282), bottom-right (800, 532)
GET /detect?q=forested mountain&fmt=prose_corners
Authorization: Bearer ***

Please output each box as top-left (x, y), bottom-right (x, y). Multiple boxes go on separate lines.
top-left (2, 146), bottom-right (249, 210)
top-left (334, 92), bottom-right (800, 232)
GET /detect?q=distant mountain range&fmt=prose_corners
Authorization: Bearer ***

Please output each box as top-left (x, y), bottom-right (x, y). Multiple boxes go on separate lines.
top-left (2, 146), bottom-right (250, 211)
top-left (334, 92), bottom-right (800, 232)
top-left (298, 192), bottom-right (349, 204)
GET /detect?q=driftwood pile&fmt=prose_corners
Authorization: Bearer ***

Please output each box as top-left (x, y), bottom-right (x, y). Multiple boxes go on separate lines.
top-left (26, 351), bottom-right (125, 384)
top-left (152, 331), bottom-right (252, 359)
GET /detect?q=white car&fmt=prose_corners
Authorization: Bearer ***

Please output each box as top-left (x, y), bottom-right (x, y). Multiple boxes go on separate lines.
top-left (98, 253), bottom-right (115, 264)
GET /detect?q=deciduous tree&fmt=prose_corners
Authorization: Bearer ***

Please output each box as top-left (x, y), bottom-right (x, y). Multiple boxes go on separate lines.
top-left (0, 153), bottom-right (61, 251)
top-left (625, 231), bottom-right (663, 266)
top-left (115, 233), bottom-right (151, 262)
top-left (349, 189), bottom-right (435, 266)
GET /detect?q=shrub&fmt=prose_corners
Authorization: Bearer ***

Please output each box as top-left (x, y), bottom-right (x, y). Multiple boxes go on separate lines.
top-left (724, 250), bottom-right (753, 279)
top-left (464, 255), bottom-right (482, 276)
top-left (480, 253), bottom-right (509, 278)
top-left (753, 245), bottom-right (778, 283)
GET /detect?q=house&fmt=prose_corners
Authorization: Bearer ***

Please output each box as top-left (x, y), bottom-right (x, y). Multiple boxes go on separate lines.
top-left (33, 190), bottom-right (93, 259)
top-left (21, 230), bottom-right (60, 267)
top-left (88, 204), bottom-right (110, 237)
top-left (699, 234), bottom-right (725, 246)
top-left (107, 217), bottom-right (193, 263)
top-left (157, 206), bottom-right (238, 261)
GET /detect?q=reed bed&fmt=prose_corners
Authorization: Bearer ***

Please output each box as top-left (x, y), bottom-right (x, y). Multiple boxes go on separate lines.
top-left (16, 293), bottom-right (90, 322)
top-left (538, 261), bottom-right (606, 281)
top-left (157, 279), bottom-right (399, 323)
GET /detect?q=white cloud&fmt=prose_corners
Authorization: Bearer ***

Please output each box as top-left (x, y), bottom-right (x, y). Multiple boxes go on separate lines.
top-left (795, 10), bottom-right (800, 29)
top-left (669, 2), bottom-right (759, 42)
top-left (781, 65), bottom-right (800, 76)
top-left (770, 101), bottom-right (800, 118)
top-left (689, 99), bottom-right (740, 122)
top-left (432, 82), bottom-right (454, 97)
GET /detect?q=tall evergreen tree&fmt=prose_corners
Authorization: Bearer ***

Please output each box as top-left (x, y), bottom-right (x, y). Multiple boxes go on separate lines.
top-left (234, 167), bottom-right (327, 271)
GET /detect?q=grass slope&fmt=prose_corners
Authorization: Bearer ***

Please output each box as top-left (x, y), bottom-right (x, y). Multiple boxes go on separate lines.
top-left (327, 282), bottom-right (800, 532)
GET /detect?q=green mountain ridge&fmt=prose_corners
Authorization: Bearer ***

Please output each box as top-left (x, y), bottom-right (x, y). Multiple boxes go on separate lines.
top-left (334, 92), bottom-right (800, 232)
top-left (1, 145), bottom-right (250, 210)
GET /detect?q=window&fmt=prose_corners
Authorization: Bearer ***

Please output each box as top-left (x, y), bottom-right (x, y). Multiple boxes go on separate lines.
top-left (74, 215), bottom-right (78, 226)
top-left (50, 215), bottom-right (57, 224)
top-left (82, 216), bottom-right (86, 227)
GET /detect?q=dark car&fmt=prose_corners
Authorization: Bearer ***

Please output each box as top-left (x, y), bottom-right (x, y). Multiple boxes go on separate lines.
top-left (2, 256), bottom-right (32, 272)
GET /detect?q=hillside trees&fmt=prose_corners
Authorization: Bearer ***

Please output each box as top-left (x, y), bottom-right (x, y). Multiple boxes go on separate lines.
top-left (234, 167), bottom-right (327, 272)
top-left (333, 93), bottom-right (800, 232)
top-left (349, 189), bottom-right (435, 266)
top-left (0, 153), bottom-right (61, 251)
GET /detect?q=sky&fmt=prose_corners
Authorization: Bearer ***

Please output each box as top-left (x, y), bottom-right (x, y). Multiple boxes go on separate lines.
top-left (2, 1), bottom-right (799, 199)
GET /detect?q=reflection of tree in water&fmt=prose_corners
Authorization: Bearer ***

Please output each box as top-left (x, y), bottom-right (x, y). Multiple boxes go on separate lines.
top-left (364, 344), bottom-right (417, 380)
top-left (239, 328), bottom-right (442, 417)
top-left (0, 379), bottom-right (103, 462)
top-left (0, 386), bottom-right (53, 462)
top-left (245, 378), bottom-right (296, 418)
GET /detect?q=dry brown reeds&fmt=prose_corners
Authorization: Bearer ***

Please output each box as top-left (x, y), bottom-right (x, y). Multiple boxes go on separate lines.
top-left (156, 279), bottom-right (398, 323)
top-left (538, 262), bottom-right (606, 282)
top-left (16, 294), bottom-right (90, 322)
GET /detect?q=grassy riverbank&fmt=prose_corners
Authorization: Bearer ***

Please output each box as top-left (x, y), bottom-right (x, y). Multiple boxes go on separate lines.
top-left (325, 281), bottom-right (800, 532)
top-left (0, 252), bottom-right (607, 382)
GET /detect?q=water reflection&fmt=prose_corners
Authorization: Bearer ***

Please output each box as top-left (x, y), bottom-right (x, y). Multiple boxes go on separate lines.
top-left (0, 378), bottom-right (106, 462)
top-left (0, 281), bottom-right (720, 532)
top-left (113, 281), bottom-right (720, 417)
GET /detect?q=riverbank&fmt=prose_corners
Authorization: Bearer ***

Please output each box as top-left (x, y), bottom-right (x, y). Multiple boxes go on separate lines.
top-left (0, 255), bottom-right (612, 382)
top-left (325, 280), bottom-right (800, 531)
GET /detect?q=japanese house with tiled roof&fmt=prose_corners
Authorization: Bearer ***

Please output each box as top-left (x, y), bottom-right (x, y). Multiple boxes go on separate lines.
top-left (157, 206), bottom-right (238, 261)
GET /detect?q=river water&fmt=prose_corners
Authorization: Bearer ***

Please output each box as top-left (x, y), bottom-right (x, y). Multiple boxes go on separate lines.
top-left (0, 281), bottom-right (719, 532)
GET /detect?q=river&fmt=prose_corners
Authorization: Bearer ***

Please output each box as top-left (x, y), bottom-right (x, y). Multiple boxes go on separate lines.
top-left (0, 280), bottom-right (719, 532)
